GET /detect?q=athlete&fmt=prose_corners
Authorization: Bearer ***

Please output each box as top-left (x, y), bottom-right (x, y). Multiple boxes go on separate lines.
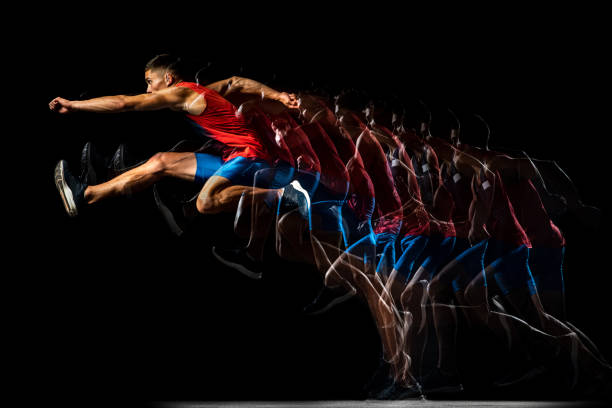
top-left (51, 54), bottom-right (300, 223)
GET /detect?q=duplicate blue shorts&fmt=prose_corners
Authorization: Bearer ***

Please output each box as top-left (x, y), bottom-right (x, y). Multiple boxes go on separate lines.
top-left (310, 182), bottom-right (349, 232)
top-left (342, 228), bottom-right (377, 266)
top-left (276, 169), bottom-right (321, 229)
top-left (340, 200), bottom-right (375, 249)
top-left (451, 238), bottom-right (489, 292)
top-left (374, 232), bottom-right (399, 277)
top-left (529, 246), bottom-right (565, 293)
top-left (251, 160), bottom-right (295, 189)
top-left (418, 235), bottom-right (456, 281)
top-left (486, 239), bottom-right (537, 296)
top-left (394, 234), bottom-right (430, 283)
top-left (294, 169), bottom-right (320, 197)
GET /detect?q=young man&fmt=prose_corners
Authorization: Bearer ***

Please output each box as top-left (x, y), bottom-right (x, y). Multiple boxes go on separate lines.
top-left (51, 54), bottom-right (299, 220)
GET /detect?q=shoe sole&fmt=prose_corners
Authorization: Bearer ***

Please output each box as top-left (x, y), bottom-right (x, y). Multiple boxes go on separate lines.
top-left (54, 160), bottom-right (78, 217)
top-left (494, 365), bottom-right (547, 387)
top-left (289, 180), bottom-right (311, 220)
top-left (422, 383), bottom-right (464, 395)
top-left (153, 185), bottom-right (185, 237)
top-left (212, 247), bottom-right (262, 280)
top-left (305, 288), bottom-right (356, 316)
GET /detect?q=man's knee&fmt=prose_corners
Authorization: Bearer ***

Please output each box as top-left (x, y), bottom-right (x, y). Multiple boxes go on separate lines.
top-left (428, 275), bottom-right (451, 303)
top-left (463, 281), bottom-right (485, 307)
top-left (147, 152), bottom-right (173, 176)
top-left (400, 282), bottom-right (424, 309)
top-left (196, 178), bottom-right (233, 214)
top-left (196, 192), bottom-right (218, 214)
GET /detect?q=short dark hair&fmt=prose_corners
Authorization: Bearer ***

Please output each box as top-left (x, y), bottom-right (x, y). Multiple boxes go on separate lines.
top-left (334, 88), bottom-right (369, 112)
top-left (144, 54), bottom-right (185, 79)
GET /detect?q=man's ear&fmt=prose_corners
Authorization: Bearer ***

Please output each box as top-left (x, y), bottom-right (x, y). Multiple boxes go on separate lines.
top-left (165, 71), bottom-right (175, 86)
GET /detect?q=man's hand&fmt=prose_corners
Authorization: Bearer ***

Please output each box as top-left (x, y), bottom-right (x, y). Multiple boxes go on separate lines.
top-left (49, 97), bottom-right (75, 114)
top-left (277, 92), bottom-right (299, 110)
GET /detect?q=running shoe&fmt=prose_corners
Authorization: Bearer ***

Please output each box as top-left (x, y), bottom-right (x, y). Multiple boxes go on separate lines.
top-left (80, 141), bottom-right (108, 185)
top-left (54, 160), bottom-right (87, 217)
top-left (212, 246), bottom-right (263, 280)
top-left (420, 367), bottom-right (464, 394)
top-left (303, 285), bottom-right (356, 315)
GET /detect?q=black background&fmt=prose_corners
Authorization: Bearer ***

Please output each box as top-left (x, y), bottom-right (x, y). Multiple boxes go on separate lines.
top-left (25, 9), bottom-right (612, 407)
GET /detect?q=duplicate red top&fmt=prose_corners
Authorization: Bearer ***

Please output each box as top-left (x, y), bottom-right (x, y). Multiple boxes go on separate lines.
top-left (505, 178), bottom-right (565, 248)
top-left (177, 82), bottom-right (271, 163)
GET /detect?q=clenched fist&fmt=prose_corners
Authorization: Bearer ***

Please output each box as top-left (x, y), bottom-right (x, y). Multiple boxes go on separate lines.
top-left (49, 97), bottom-right (75, 114)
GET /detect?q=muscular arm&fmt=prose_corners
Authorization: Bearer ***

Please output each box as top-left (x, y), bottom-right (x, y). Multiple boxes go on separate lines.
top-left (49, 87), bottom-right (200, 114)
top-left (205, 76), bottom-right (297, 108)
top-left (487, 153), bottom-right (539, 180)
top-left (425, 134), bottom-right (488, 178)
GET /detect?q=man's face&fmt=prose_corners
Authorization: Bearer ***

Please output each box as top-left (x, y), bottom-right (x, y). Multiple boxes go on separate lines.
top-left (145, 69), bottom-right (170, 93)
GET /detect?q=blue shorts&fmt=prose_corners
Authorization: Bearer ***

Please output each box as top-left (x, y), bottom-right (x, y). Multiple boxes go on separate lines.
top-left (340, 202), bottom-right (374, 248)
top-left (374, 232), bottom-right (399, 277)
top-left (394, 234), bottom-right (429, 283)
top-left (294, 169), bottom-right (321, 197)
top-left (195, 154), bottom-right (271, 187)
top-left (452, 238), bottom-right (489, 292)
top-left (419, 235), bottom-right (456, 280)
top-left (486, 240), bottom-right (537, 295)
top-left (251, 160), bottom-right (295, 189)
top-left (529, 246), bottom-right (565, 293)
top-left (194, 153), bottom-right (224, 184)
top-left (276, 169), bottom-right (320, 218)
top-left (343, 230), bottom-right (377, 266)
top-left (310, 183), bottom-right (348, 232)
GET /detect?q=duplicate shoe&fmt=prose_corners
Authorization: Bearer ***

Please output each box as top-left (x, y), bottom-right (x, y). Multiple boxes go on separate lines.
top-left (212, 246), bottom-right (263, 280)
top-left (153, 184), bottom-right (187, 237)
top-left (376, 381), bottom-right (423, 400)
top-left (420, 367), bottom-right (464, 395)
top-left (80, 141), bottom-right (108, 185)
top-left (279, 180), bottom-right (311, 219)
top-left (364, 358), bottom-right (393, 398)
top-left (303, 285), bottom-right (356, 315)
top-left (493, 359), bottom-right (548, 388)
top-left (54, 160), bottom-right (87, 217)
top-left (108, 144), bottom-right (128, 179)
top-left (107, 144), bottom-right (147, 179)
top-left (392, 383), bottom-right (424, 400)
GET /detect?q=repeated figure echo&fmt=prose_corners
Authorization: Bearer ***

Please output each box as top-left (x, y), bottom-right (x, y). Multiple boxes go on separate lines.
top-left (51, 54), bottom-right (612, 400)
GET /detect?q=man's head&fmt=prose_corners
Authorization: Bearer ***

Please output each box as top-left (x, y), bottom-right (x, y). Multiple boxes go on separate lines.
top-left (333, 88), bottom-right (368, 120)
top-left (144, 54), bottom-right (185, 93)
top-left (396, 99), bottom-right (428, 133)
top-left (365, 96), bottom-right (401, 130)
top-left (429, 107), bottom-right (462, 146)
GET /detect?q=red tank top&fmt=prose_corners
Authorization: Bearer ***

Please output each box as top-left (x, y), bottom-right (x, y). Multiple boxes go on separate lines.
top-left (346, 154), bottom-right (376, 222)
top-left (239, 105), bottom-right (294, 167)
top-left (356, 129), bottom-right (402, 235)
top-left (504, 178), bottom-right (565, 248)
top-left (299, 122), bottom-right (349, 196)
top-left (482, 168), bottom-right (531, 247)
top-left (460, 147), bottom-right (530, 247)
top-left (269, 112), bottom-right (321, 175)
top-left (423, 145), bottom-right (456, 238)
top-left (176, 82), bottom-right (271, 162)
top-left (389, 135), bottom-right (430, 237)
top-left (442, 163), bottom-right (472, 239)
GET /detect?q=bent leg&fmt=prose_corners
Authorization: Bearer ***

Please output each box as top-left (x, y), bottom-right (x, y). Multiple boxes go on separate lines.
top-left (85, 152), bottom-right (198, 204)
top-left (196, 175), bottom-right (282, 215)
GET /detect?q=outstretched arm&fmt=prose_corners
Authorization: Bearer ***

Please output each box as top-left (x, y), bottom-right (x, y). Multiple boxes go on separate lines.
top-left (205, 76), bottom-right (298, 109)
top-left (49, 86), bottom-right (199, 114)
